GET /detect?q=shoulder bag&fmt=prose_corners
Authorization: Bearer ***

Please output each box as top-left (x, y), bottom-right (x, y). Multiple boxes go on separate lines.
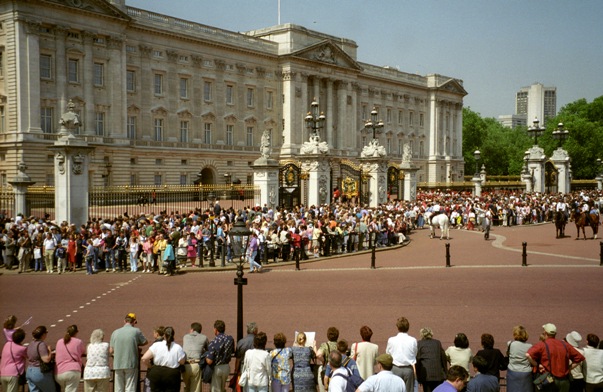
top-left (37, 342), bottom-right (56, 373)
top-left (533, 341), bottom-right (568, 390)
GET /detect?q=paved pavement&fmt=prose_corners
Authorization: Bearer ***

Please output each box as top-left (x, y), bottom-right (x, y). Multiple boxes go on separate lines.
top-left (1, 222), bottom-right (601, 360)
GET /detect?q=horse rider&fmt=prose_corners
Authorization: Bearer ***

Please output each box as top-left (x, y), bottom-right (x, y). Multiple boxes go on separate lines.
top-left (427, 200), bottom-right (442, 225)
top-left (555, 197), bottom-right (569, 220)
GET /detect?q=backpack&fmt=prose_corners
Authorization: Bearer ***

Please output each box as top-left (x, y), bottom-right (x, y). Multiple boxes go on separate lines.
top-left (331, 367), bottom-right (363, 392)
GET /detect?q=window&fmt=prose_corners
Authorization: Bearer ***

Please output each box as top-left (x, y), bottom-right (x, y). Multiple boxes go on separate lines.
top-left (179, 78), bottom-right (188, 99)
top-left (0, 106), bottom-right (4, 133)
top-left (226, 84), bottom-right (234, 105)
top-left (386, 108), bottom-right (392, 124)
top-left (204, 123), bottom-right (212, 144)
top-left (154, 74), bottom-right (163, 95)
top-left (95, 112), bottom-right (105, 136)
top-left (266, 90), bottom-right (273, 109)
top-left (246, 88), bottom-right (254, 107)
top-left (226, 124), bottom-right (233, 145)
top-left (93, 63), bottom-right (104, 86)
top-left (409, 111), bottom-right (414, 126)
top-left (398, 110), bottom-right (403, 125)
top-left (203, 81), bottom-right (212, 101)
top-left (419, 113), bottom-right (424, 127)
top-left (362, 105), bottom-right (367, 121)
top-left (387, 138), bottom-right (392, 154)
top-left (40, 55), bottom-right (52, 79)
top-left (154, 175), bottom-right (162, 186)
top-left (41, 107), bottom-right (54, 133)
top-left (180, 121), bottom-right (189, 142)
top-left (154, 118), bottom-right (163, 141)
top-left (127, 116), bottom-right (137, 139)
top-left (126, 70), bottom-right (136, 92)
top-left (246, 126), bottom-right (253, 146)
top-left (0, 52), bottom-right (3, 77)
top-left (130, 174), bottom-right (137, 185)
top-left (179, 174), bottom-right (187, 185)
top-left (68, 59), bottom-right (79, 83)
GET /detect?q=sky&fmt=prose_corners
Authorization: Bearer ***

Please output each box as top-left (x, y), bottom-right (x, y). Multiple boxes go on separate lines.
top-left (125, 0), bottom-right (603, 119)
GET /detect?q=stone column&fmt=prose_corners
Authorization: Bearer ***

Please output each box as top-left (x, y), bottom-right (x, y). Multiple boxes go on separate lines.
top-left (472, 176), bottom-right (482, 198)
top-left (400, 164), bottom-right (419, 201)
top-left (252, 158), bottom-right (279, 210)
top-left (21, 20), bottom-right (42, 132)
top-left (82, 31), bottom-right (96, 135)
top-left (360, 159), bottom-right (387, 207)
top-left (337, 81), bottom-right (347, 150)
top-left (326, 79), bottom-right (334, 147)
top-left (280, 70), bottom-right (296, 155)
top-left (301, 157), bottom-right (330, 207)
top-left (551, 148), bottom-right (571, 194)
top-left (526, 146), bottom-right (546, 193)
top-left (596, 176), bottom-right (603, 191)
top-left (8, 162), bottom-right (36, 217)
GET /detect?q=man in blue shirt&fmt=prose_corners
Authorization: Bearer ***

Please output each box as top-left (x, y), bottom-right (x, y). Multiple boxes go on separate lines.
top-left (467, 356), bottom-right (499, 392)
top-left (433, 366), bottom-right (469, 392)
top-left (205, 320), bottom-right (234, 392)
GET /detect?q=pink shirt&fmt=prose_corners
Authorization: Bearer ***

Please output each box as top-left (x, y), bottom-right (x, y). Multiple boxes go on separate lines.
top-left (55, 337), bottom-right (85, 374)
top-left (0, 341), bottom-right (28, 377)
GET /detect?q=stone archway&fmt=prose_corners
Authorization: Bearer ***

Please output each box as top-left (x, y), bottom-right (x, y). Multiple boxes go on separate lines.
top-left (200, 167), bottom-right (216, 185)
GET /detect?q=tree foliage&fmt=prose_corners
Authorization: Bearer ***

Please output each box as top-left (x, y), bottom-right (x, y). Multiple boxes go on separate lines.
top-left (462, 96), bottom-right (603, 179)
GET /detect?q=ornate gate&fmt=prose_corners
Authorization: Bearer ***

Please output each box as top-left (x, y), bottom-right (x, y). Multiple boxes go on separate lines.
top-left (338, 161), bottom-right (364, 204)
top-left (545, 161), bottom-right (558, 194)
top-left (387, 166), bottom-right (400, 200)
top-left (279, 163), bottom-right (301, 209)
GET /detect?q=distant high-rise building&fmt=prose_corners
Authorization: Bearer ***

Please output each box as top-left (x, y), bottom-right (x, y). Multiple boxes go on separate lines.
top-left (515, 82), bottom-right (557, 125)
top-left (498, 82), bottom-right (556, 128)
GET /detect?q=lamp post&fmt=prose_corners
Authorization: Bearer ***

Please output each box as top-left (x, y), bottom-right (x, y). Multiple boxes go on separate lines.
top-left (473, 150), bottom-right (481, 177)
top-left (304, 98), bottom-right (326, 140)
top-left (552, 122), bottom-right (569, 149)
top-left (365, 107), bottom-right (384, 144)
top-left (229, 218), bottom-right (252, 342)
top-left (598, 158), bottom-right (603, 176)
top-left (527, 117), bottom-right (545, 146)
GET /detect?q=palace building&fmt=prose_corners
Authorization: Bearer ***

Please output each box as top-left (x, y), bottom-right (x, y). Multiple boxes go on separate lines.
top-left (0, 0), bottom-right (467, 203)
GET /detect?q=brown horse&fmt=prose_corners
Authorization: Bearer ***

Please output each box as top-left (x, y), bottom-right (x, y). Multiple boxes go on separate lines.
top-left (571, 210), bottom-right (599, 240)
top-left (553, 211), bottom-right (567, 238)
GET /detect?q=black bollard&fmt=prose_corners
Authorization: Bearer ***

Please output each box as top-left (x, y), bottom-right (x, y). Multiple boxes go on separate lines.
top-left (295, 247), bottom-right (300, 271)
top-left (221, 241), bottom-right (226, 267)
top-left (445, 243), bottom-right (451, 267)
top-left (371, 244), bottom-right (376, 269)
top-left (600, 241), bottom-right (603, 266)
top-left (522, 242), bottom-right (527, 266)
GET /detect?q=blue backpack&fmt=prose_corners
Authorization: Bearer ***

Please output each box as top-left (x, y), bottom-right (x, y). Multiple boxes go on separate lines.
top-left (331, 366), bottom-right (363, 392)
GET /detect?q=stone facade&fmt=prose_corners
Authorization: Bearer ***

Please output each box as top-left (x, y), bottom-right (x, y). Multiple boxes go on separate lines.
top-left (0, 0), bottom-right (467, 190)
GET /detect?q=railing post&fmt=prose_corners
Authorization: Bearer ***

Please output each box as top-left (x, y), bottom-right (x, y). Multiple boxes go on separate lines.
top-left (445, 243), bottom-right (451, 267)
top-left (600, 241), bottom-right (603, 266)
top-left (522, 242), bottom-right (527, 266)
top-left (370, 242), bottom-right (376, 269)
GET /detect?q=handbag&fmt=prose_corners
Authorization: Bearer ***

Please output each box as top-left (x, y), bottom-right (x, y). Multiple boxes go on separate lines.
top-left (202, 363), bottom-right (214, 384)
top-left (238, 368), bottom-right (249, 387)
top-left (533, 341), bottom-right (567, 390)
top-left (37, 342), bottom-right (55, 373)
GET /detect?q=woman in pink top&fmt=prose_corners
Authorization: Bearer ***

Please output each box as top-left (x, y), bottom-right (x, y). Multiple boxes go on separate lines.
top-left (0, 328), bottom-right (27, 392)
top-left (55, 325), bottom-right (85, 392)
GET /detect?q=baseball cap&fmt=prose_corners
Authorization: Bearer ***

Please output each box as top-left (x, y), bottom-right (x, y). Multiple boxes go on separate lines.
top-left (126, 313), bottom-right (137, 321)
top-left (543, 323), bottom-right (557, 334)
top-left (376, 353), bottom-right (393, 368)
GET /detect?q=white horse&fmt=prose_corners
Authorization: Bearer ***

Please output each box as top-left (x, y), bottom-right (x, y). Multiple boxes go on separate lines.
top-left (426, 212), bottom-right (451, 240)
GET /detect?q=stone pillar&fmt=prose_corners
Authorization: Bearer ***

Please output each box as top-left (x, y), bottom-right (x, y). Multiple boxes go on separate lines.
top-left (301, 157), bottom-right (330, 207)
top-left (596, 176), bottom-right (603, 191)
top-left (326, 79), bottom-right (334, 148)
top-left (472, 176), bottom-right (482, 198)
top-left (280, 70), bottom-right (296, 155)
top-left (360, 159), bottom-right (387, 207)
top-left (252, 157), bottom-right (279, 209)
top-left (8, 162), bottom-right (36, 217)
top-left (400, 162), bottom-right (419, 201)
top-left (49, 101), bottom-right (95, 227)
top-left (526, 146), bottom-right (546, 193)
top-left (551, 148), bottom-right (571, 194)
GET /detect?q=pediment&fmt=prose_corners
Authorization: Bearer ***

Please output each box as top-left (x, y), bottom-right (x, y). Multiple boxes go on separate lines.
top-left (436, 79), bottom-right (468, 96)
top-left (127, 104), bottom-right (140, 114)
top-left (244, 115), bottom-right (257, 124)
top-left (224, 114), bottom-right (237, 123)
top-left (289, 41), bottom-right (363, 71)
top-left (150, 106), bottom-right (168, 116)
top-left (177, 108), bottom-right (193, 118)
top-left (42, 0), bottom-right (130, 20)
top-left (263, 117), bottom-right (278, 128)
top-left (201, 111), bottom-right (216, 121)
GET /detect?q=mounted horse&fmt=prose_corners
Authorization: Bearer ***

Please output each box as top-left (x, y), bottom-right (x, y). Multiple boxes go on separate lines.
top-left (426, 212), bottom-right (451, 240)
top-left (553, 211), bottom-right (567, 238)
top-left (570, 210), bottom-right (599, 240)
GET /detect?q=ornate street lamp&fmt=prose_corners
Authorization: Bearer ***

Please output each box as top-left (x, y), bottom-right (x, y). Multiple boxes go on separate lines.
top-left (473, 150), bottom-right (481, 177)
top-left (597, 158), bottom-right (603, 177)
top-left (552, 122), bottom-right (569, 149)
top-left (304, 98), bottom-right (326, 139)
top-left (527, 117), bottom-right (545, 146)
top-left (229, 218), bottom-right (252, 342)
top-left (364, 107), bottom-right (384, 143)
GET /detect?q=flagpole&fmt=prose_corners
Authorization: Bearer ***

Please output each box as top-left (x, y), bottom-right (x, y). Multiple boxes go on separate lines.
top-left (278, 0), bottom-right (281, 25)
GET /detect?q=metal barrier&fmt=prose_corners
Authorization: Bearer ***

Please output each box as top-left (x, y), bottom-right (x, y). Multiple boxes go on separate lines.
top-left (26, 186), bottom-right (55, 220)
top-left (0, 186), bottom-right (15, 217)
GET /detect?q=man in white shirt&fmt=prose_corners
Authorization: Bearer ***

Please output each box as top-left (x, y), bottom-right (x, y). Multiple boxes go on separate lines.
top-left (328, 351), bottom-right (348, 392)
top-left (358, 353), bottom-right (406, 392)
top-left (386, 317), bottom-right (417, 392)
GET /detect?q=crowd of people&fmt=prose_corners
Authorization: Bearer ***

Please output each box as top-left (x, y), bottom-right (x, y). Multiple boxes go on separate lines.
top-left (0, 189), bottom-right (601, 276)
top-left (2, 314), bottom-right (603, 392)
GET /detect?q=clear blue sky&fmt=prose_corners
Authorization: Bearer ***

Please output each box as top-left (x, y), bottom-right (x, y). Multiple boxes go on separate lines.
top-left (126, 0), bottom-right (603, 119)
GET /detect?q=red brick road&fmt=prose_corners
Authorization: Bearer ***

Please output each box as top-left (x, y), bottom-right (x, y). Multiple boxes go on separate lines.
top-left (2, 222), bottom-right (601, 358)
